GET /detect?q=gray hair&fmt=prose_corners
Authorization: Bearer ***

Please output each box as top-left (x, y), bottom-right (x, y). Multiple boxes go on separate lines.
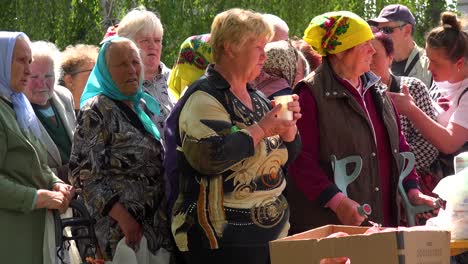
top-left (30, 41), bottom-right (61, 86)
top-left (117, 6), bottom-right (163, 41)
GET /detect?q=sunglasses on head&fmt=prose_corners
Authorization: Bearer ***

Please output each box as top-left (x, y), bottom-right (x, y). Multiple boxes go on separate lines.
top-left (379, 22), bottom-right (407, 34)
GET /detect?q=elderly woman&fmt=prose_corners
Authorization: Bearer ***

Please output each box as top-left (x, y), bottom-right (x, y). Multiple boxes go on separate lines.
top-left (168, 33), bottom-right (212, 100)
top-left (252, 40), bottom-right (299, 99)
top-left (170, 8), bottom-right (301, 264)
top-left (369, 30), bottom-right (439, 194)
top-left (117, 6), bottom-right (174, 138)
top-left (0, 31), bottom-right (73, 263)
top-left (69, 37), bottom-right (173, 261)
top-left (287, 11), bottom-right (436, 234)
top-left (390, 12), bottom-right (468, 178)
top-left (60, 44), bottom-right (99, 114)
top-left (23, 41), bottom-right (76, 182)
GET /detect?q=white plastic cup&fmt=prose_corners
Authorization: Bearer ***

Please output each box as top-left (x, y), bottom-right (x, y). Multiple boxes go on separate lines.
top-left (274, 95), bottom-right (294, 121)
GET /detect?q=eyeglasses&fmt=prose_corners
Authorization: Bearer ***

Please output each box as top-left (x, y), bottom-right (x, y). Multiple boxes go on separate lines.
top-left (379, 23), bottom-right (407, 34)
top-left (70, 69), bottom-right (93, 76)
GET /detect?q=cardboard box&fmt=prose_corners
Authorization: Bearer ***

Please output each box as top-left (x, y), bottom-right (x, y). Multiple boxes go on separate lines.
top-left (270, 225), bottom-right (450, 264)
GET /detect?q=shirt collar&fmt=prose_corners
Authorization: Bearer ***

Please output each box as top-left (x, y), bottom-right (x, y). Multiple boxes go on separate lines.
top-left (205, 64), bottom-right (255, 92)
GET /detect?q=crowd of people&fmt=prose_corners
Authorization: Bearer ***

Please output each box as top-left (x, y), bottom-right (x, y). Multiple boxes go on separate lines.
top-left (0, 4), bottom-right (467, 264)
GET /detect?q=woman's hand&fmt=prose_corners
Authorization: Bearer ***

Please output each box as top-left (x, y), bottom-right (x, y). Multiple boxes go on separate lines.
top-left (109, 202), bottom-right (143, 249)
top-left (35, 189), bottom-right (67, 212)
top-left (53, 182), bottom-right (75, 201)
top-left (52, 183), bottom-right (75, 213)
top-left (257, 105), bottom-right (294, 137)
top-left (334, 197), bottom-right (366, 226)
top-left (407, 189), bottom-right (439, 221)
top-left (387, 85), bottom-right (417, 116)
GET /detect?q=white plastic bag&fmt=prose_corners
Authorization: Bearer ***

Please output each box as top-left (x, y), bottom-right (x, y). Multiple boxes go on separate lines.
top-left (43, 209), bottom-right (82, 264)
top-left (43, 210), bottom-right (56, 264)
top-left (426, 168), bottom-right (468, 239)
top-left (111, 236), bottom-right (170, 264)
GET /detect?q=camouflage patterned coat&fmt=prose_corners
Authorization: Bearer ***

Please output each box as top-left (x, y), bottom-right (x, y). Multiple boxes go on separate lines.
top-left (69, 95), bottom-right (173, 260)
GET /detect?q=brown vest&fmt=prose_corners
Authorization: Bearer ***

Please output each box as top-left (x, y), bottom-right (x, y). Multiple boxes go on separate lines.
top-left (288, 60), bottom-right (402, 233)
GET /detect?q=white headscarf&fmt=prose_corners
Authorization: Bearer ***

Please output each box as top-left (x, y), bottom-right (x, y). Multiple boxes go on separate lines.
top-left (0, 31), bottom-right (42, 140)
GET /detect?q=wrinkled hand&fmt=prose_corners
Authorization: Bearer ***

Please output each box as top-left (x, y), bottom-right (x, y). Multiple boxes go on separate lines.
top-left (53, 183), bottom-right (75, 213)
top-left (408, 189), bottom-right (439, 220)
top-left (35, 189), bottom-right (67, 212)
top-left (258, 104), bottom-right (296, 138)
top-left (110, 202), bottom-right (143, 249)
top-left (335, 197), bottom-right (366, 226)
top-left (53, 183), bottom-right (75, 201)
top-left (387, 85), bottom-right (416, 116)
top-left (119, 213), bottom-right (143, 250)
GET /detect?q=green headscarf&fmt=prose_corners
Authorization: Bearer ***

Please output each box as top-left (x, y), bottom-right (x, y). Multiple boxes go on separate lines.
top-left (80, 36), bottom-right (161, 140)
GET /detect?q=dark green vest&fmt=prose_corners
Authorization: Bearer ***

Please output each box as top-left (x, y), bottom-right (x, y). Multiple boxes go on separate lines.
top-left (288, 60), bottom-right (402, 232)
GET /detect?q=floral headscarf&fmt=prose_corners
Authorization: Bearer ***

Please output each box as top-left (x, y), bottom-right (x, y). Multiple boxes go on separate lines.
top-left (303, 11), bottom-right (374, 56)
top-left (168, 34), bottom-right (212, 99)
top-left (80, 36), bottom-right (161, 141)
top-left (0, 31), bottom-right (42, 140)
top-left (262, 40), bottom-right (298, 87)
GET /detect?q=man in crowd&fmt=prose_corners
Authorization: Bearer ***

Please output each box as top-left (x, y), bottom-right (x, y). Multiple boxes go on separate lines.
top-left (369, 4), bottom-right (432, 88)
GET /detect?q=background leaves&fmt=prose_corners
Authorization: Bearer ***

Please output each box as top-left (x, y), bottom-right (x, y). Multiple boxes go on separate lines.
top-left (0, 0), bottom-right (457, 67)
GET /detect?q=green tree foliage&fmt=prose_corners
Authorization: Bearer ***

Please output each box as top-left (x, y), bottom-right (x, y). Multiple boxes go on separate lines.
top-left (0, 0), bottom-right (456, 67)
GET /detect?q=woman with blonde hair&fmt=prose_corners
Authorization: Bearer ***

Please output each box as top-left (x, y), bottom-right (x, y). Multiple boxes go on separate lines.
top-left (170, 8), bottom-right (301, 264)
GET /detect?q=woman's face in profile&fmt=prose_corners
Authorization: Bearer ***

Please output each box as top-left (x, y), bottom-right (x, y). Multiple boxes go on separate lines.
top-left (340, 40), bottom-right (376, 77)
top-left (370, 39), bottom-right (392, 79)
top-left (426, 45), bottom-right (460, 83)
top-left (107, 42), bottom-right (142, 96)
top-left (10, 38), bottom-right (32, 93)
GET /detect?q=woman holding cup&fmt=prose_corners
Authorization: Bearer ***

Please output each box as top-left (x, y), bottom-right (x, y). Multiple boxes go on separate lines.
top-left (287, 11), bottom-right (436, 234)
top-left (171, 8), bottom-right (301, 264)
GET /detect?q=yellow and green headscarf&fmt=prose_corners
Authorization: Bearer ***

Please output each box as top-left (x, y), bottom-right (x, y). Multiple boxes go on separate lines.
top-left (168, 34), bottom-right (212, 100)
top-left (303, 11), bottom-right (374, 56)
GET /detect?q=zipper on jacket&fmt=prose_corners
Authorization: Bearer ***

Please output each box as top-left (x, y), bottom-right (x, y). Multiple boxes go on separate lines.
top-left (361, 88), bottom-right (378, 151)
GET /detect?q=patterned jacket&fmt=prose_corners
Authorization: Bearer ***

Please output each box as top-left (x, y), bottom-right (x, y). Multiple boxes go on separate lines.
top-left (171, 65), bottom-right (301, 251)
top-left (69, 95), bottom-right (173, 260)
top-left (389, 75), bottom-right (439, 171)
